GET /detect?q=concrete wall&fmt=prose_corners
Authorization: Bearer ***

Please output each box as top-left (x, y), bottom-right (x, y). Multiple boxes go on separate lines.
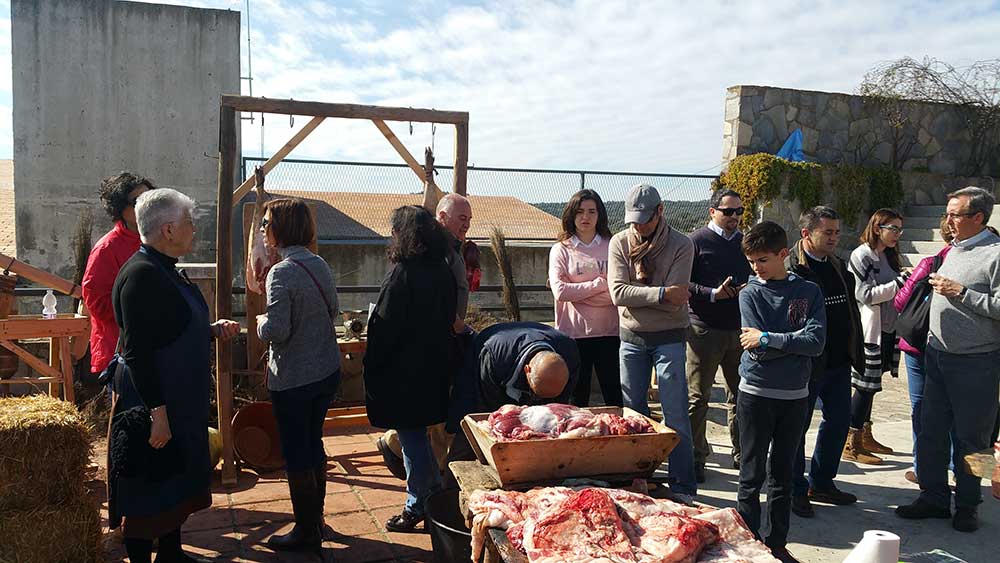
top-left (318, 241), bottom-right (556, 322)
top-left (12, 0), bottom-right (240, 284)
top-left (722, 85), bottom-right (984, 176)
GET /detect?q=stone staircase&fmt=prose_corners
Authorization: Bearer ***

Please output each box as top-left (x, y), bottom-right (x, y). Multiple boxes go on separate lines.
top-left (899, 205), bottom-right (946, 267)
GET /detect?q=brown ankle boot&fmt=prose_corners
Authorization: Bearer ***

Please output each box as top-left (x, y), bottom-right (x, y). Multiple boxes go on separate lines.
top-left (861, 422), bottom-right (893, 454)
top-left (843, 428), bottom-right (882, 465)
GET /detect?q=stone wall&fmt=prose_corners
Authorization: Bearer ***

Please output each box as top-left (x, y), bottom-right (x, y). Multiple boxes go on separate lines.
top-left (11, 0), bottom-right (240, 283)
top-left (722, 85), bottom-right (982, 176)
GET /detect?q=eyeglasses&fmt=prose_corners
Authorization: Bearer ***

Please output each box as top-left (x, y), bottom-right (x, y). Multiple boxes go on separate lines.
top-left (259, 218), bottom-right (270, 229)
top-left (714, 207), bottom-right (745, 217)
top-left (944, 212), bottom-right (978, 220)
top-left (879, 225), bottom-right (903, 234)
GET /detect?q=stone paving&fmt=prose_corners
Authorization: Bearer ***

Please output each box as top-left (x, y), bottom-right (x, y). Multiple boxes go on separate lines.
top-left (93, 362), bottom-right (998, 562)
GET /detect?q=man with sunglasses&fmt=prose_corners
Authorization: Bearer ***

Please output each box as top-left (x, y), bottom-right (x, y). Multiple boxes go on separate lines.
top-left (686, 189), bottom-right (753, 482)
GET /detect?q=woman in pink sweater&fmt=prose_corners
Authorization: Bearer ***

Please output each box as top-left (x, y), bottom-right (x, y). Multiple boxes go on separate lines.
top-left (548, 189), bottom-right (621, 407)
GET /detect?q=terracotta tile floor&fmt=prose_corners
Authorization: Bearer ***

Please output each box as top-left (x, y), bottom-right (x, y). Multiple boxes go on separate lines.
top-left (99, 426), bottom-right (436, 562)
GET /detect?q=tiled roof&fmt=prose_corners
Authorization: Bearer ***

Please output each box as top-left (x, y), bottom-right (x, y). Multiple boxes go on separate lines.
top-left (0, 160), bottom-right (14, 257)
top-left (267, 190), bottom-right (560, 241)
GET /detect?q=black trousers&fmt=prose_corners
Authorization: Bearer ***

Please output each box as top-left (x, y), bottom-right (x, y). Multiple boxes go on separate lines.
top-left (270, 371), bottom-right (340, 472)
top-left (737, 392), bottom-right (809, 549)
top-left (572, 336), bottom-right (623, 407)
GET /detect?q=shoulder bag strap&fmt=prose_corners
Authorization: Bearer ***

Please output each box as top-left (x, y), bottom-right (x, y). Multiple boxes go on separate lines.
top-left (287, 258), bottom-right (334, 321)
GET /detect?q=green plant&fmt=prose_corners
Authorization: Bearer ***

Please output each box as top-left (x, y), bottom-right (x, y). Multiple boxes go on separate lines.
top-left (868, 166), bottom-right (904, 210)
top-left (716, 153), bottom-right (822, 229)
top-left (831, 165), bottom-right (868, 226)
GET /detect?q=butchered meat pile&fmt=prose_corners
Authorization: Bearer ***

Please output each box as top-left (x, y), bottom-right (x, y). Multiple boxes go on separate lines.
top-left (469, 486), bottom-right (780, 563)
top-left (480, 404), bottom-right (655, 441)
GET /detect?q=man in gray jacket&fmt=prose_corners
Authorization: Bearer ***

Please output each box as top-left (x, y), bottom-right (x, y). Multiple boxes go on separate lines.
top-left (896, 186), bottom-right (1000, 533)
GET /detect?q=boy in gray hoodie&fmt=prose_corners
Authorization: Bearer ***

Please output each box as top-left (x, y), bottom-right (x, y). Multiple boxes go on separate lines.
top-left (736, 221), bottom-right (826, 563)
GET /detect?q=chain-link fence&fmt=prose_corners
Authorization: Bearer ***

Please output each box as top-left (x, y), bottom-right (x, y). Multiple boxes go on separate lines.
top-left (243, 157), bottom-right (717, 234)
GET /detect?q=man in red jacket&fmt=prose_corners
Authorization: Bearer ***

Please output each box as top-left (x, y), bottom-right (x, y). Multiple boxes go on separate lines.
top-left (82, 172), bottom-right (156, 380)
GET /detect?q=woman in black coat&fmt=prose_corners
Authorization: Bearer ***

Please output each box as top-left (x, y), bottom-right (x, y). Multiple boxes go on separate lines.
top-left (364, 205), bottom-right (457, 532)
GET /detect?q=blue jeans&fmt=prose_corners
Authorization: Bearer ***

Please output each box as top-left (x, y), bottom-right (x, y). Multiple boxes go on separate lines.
top-left (793, 363), bottom-right (851, 496)
top-left (397, 427), bottom-right (442, 516)
top-left (620, 340), bottom-right (697, 495)
top-left (905, 351), bottom-right (960, 474)
top-left (917, 347), bottom-right (1000, 510)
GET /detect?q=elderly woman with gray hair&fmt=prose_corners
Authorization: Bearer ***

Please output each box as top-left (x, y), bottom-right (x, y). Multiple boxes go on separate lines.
top-left (109, 188), bottom-right (239, 563)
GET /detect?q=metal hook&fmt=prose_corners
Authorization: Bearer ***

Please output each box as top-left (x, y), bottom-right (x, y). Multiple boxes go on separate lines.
top-left (409, 121), bottom-right (413, 136)
top-left (290, 114), bottom-right (294, 128)
top-left (3, 255), bottom-right (14, 276)
top-left (431, 123), bottom-right (436, 152)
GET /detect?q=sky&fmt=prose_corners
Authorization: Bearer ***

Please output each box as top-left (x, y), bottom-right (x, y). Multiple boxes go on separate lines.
top-left (0, 0), bottom-right (997, 175)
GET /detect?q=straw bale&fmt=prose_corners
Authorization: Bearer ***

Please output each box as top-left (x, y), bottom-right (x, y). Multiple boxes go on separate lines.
top-left (0, 497), bottom-right (101, 563)
top-left (0, 395), bottom-right (93, 510)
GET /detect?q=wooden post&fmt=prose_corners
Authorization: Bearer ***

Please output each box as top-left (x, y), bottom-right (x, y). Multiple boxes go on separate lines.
top-left (216, 105), bottom-right (238, 487)
top-left (48, 339), bottom-right (59, 398)
top-left (454, 121), bottom-right (469, 196)
top-left (59, 337), bottom-right (74, 404)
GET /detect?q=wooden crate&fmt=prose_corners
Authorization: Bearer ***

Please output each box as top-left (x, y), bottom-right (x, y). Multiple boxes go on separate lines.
top-left (461, 406), bottom-right (679, 488)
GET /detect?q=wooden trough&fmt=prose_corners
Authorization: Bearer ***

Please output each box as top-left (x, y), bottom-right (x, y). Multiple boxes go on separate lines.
top-left (461, 406), bottom-right (679, 488)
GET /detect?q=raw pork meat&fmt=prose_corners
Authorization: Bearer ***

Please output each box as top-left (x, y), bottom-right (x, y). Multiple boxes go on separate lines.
top-left (482, 404), bottom-right (655, 442)
top-left (468, 487), bottom-right (779, 563)
top-left (245, 168), bottom-right (280, 295)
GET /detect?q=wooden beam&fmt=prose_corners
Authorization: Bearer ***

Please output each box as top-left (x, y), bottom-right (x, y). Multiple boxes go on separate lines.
top-left (0, 339), bottom-right (62, 380)
top-left (216, 105), bottom-right (238, 487)
top-left (48, 339), bottom-right (59, 398)
top-left (0, 315), bottom-right (90, 340)
top-left (371, 119), bottom-right (425, 181)
top-left (220, 95), bottom-right (469, 125)
top-left (0, 252), bottom-right (81, 298)
top-left (59, 337), bottom-right (74, 404)
top-left (454, 122), bottom-right (469, 196)
top-left (231, 116), bottom-right (326, 205)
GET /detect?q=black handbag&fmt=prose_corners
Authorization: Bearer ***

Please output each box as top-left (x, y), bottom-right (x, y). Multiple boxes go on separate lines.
top-left (894, 255), bottom-right (943, 354)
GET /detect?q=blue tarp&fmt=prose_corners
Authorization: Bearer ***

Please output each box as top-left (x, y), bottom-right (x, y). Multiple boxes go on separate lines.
top-left (776, 128), bottom-right (805, 162)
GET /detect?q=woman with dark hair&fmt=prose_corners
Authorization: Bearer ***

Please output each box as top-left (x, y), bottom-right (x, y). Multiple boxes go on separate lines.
top-left (83, 172), bottom-right (156, 382)
top-left (257, 198), bottom-right (341, 551)
top-left (548, 189), bottom-right (621, 406)
top-left (364, 205), bottom-right (457, 533)
top-left (845, 208), bottom-right (908, 465)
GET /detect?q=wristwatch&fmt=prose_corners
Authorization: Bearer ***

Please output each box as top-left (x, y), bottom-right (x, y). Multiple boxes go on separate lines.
top-left (759, 332), bottom-right (770, 349)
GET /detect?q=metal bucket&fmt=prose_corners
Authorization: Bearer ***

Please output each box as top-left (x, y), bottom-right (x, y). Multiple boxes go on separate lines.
top-left (426, 489), bottom-right (473, 563)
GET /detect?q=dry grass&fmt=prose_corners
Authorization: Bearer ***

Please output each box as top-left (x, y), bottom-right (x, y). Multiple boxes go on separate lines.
top-left (0, 499), bottom-right (101, 563)
top-left (0, 395), bottom-right (93, 509)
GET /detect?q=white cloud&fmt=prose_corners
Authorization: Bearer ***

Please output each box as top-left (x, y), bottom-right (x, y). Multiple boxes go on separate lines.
top-left (1, 0), bottom-right (999, 178)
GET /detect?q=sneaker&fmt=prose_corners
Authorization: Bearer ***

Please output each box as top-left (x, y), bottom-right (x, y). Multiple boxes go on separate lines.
top-left (695, 463), bottom-right (706, 484)
top-left (768, 545), bottom-right (803, 563)
top-left (376, 436), bottom-right (407, 480)
top-left (895, 498), bottom-right (951, 520)
top-left (952, 507), bottom-right (978, 532)
top-left (809, 485), bottom-right (858, 505)
top-left (791, 495), bottom-right (814, 518)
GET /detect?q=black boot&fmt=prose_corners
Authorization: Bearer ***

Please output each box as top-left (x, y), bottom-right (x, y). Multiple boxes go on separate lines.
top-left (154, 528), bottom-right (200, 562)
top-left (267, 470), bottom-right (322, 551)
top-left (314, 464), bottom-right (328, 540)
top-left (124, 537), bottom-right (153, 563)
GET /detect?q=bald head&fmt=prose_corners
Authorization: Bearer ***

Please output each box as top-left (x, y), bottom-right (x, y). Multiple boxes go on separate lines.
top-left (436, 193), bottom-right (472, 241)
top-left (525, 351), bottom-right (570, 399)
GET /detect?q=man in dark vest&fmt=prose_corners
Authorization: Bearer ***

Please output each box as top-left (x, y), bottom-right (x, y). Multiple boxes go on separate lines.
top-left (787, 206), bottom-right (867, 518)
top-left (444, 322), bottom-right (580, 481)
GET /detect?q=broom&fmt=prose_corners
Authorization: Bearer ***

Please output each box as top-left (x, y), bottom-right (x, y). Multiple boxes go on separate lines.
top-left (489, 227), bottom-right (520, 321)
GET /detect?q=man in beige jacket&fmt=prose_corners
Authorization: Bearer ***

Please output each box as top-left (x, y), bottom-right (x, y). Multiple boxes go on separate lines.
top-left (609, 183), bottom-right (697, 496)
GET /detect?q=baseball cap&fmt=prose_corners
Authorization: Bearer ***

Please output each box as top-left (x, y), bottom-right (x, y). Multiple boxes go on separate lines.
top-left (624, 184), bottom-right (662, 224)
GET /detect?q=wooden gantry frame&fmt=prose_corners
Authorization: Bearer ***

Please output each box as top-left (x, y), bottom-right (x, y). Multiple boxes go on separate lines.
top-left (215, 95), bottom-right (470, 485)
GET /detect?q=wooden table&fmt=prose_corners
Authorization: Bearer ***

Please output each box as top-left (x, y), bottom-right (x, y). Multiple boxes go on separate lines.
top-left (0, 314), bottom-right (90, 403)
